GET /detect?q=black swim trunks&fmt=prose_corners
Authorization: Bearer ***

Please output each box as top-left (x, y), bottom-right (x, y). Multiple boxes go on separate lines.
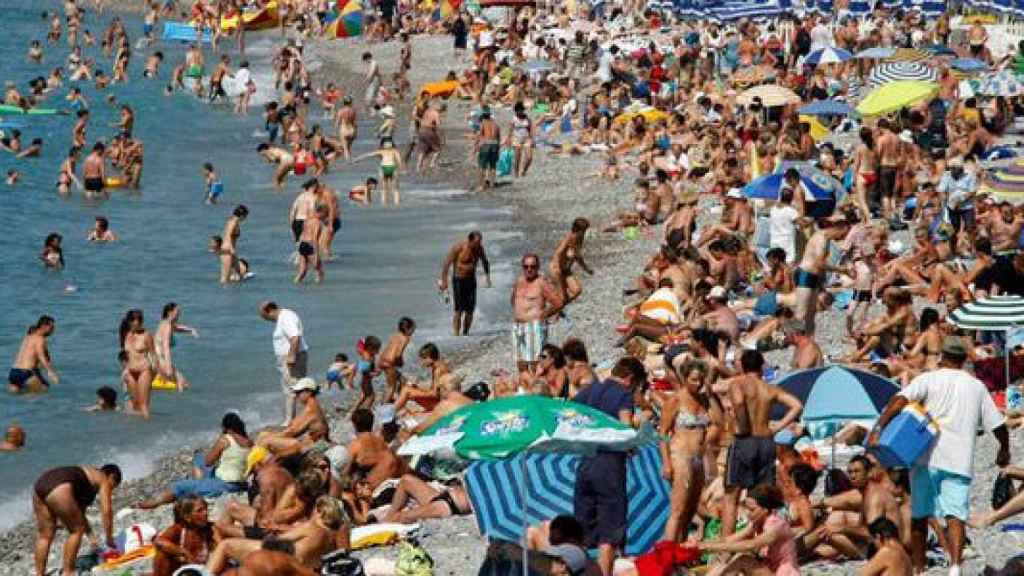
top-left (298, 241), bottom-right (315, 257)
top-left (291, 219), bottom-right (304, 242)
top-left (332, 217), bottom-right (341, 233)
top-left (478, 142), bottom-right (500, 170)
top-left (854, 290), bottom-right (872, 303)
top-left (726, 435), bottom-right (776, 489)
top-left (9, 368), bottom-right (46, 391)
top-left (878, 166), bottom-right (898, 199)
top-left (84, 177), bottom-right (104, 193)
top-left (452, 275), bottom-right (477, 313)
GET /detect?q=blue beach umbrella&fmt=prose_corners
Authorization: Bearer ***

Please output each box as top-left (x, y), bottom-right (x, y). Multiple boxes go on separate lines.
top-left (464, 444), bottom-right (669, 555)
top-left (924, 43), bottom-right (957, 56)
top-left (855, 46), bottom-right (895, 60)
top-left (742, 165), bottom-right (845, 201)
top-left (798, 99), bottom-right (854, 116)
top-left (769, 365), bottom-right (900, 423)
top-left (951, 57), bottom-right (988, 73)
top-left (805, 46), bottom-right (853, 66)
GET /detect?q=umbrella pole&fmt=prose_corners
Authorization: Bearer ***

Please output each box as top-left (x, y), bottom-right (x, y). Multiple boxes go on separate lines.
top-left (520, 453), bottom-right (529, 576)
top-left (1007, 328), bottom-right (1012, 390)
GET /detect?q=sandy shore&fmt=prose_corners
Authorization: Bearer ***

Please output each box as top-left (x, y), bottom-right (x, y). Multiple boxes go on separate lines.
top-left (5, 21), bottom-right (1024, 575)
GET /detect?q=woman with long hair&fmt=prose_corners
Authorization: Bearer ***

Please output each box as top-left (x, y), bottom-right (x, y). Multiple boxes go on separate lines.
top-left (660, 360), bottom-right (717, 542)
top-left (155, 302), bottom-right (199, 392)
top-left (120, 309), bottom-right (156, 418)
top-left (853, 126), bottom-right (878, 223)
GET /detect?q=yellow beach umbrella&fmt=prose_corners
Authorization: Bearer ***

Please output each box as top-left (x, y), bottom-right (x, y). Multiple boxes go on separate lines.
top-left (856, 80), bottom-right (938, 117)
top-left (736, 84), bottom-right (801, 107)
top-left (613, 106), bottom-right (669, 125)
top-left (798, 115), bottom-right (829, 140)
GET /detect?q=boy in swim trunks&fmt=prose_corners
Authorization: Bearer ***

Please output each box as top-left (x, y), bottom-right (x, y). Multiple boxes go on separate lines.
top-left (203, 162), bottom-right (223, 204)
top-left (295, 205), bottom-right (327, 284)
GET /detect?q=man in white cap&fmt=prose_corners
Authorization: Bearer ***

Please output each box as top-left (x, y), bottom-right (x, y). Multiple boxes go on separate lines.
top-left (700, 285), bottom-right (740, 342)
top-left (937, 156), bottom-right (977, 253)
top-left (697, 188), bottom-right (754, 249)
top-left (259, 301), bottom-right (309, 425)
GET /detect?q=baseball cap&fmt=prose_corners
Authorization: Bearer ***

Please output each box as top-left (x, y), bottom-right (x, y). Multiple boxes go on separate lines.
top-left (290, 377), bottom-right (319, 393)
top-left (899, 129), bottom-right (914, 143)
top-left (543, 544), bottom-right (589, 575)
top-left (941, 336), bottom-right (967, 358)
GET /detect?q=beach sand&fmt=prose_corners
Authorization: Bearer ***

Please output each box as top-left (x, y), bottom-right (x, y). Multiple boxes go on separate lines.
top-left (3, 25), bottom-right (1024, 576)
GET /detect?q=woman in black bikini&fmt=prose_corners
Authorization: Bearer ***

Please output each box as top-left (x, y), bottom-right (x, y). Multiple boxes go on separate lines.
top-left (33, 464), bottom-right (121, 576)
top-left (382, 474), bottom-right (471, 523)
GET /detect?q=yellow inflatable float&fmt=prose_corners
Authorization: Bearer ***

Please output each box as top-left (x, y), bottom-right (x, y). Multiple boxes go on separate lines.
top-left (152, 374), bottom-right (179, 391)
top-left (613, 106), bottom-right (669, 125)
top-left (219, 1), bottom-right (280, 32)
top-left (419, 80), bottom-right (459, 99)
top-left (104, 176), bottom-right (126, 188)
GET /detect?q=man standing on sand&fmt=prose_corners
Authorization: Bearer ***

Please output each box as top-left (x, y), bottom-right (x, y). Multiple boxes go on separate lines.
top-left (440, 231), bottom-right (491, 336)
top-left (871, 337), bottom-right (1009, 576)
top-left (9, 315), bottom-right (60, 394)
top-left (511, 253), bottom-right (562, 377)
top-left (416, 102), bottom-right (442, 173)
top-left (475, 106), bottom-right (500, 190)
top-left (794, 214), bottom-right (853, 337)
top-left (721, 350), bottom-right (803, 536)
top-left (876, 119), bottom-right (902, 226)
top-left (259, 302), bottom-right (309, 426)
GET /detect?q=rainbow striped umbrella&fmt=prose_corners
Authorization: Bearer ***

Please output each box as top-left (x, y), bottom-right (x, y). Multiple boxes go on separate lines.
top-left (326, 0), bottom-right (363, 37)
top-left (981, 160), bottom-right (1024, 204)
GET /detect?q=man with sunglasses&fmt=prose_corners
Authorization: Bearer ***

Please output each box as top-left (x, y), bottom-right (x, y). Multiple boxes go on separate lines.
top-left (511, 253), bottom-right (562, 379)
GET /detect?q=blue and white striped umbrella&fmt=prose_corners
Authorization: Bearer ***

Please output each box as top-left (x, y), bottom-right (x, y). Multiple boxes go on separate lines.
top-left (868, 61), bottom-right (937, 89)
top-left (464, 444), bottom-right (669, 556)
top-left (805, 46), bottom-right (853, 66)
top-left (949, 295), bottom-right (1024, 331)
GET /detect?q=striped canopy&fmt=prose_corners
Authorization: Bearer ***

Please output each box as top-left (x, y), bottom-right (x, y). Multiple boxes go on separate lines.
top-left (949, 295), bottom-right (1024, 331)
top-left (868, 62), bottom-right (937, 88)
top-left (980, 159), bottom-right (1024, 204)
top-left (805, 46), bottom-right (853, 67)
top-left (464, 444), bottom-right (669, 555)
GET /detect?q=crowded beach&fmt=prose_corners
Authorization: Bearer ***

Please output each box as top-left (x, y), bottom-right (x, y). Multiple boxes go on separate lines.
top-left (11, 0), bottom-right (1024, 574)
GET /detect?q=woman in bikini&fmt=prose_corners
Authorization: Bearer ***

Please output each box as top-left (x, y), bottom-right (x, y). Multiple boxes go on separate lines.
top-left (56, 147), bottom-right (81, 196)
top-left (660, 360), bottom-right (719, 542)
top-left (120, 308), bottom-right (157, 419)
top-left (155, 302), bottom-right (199, 392)
top-left (352, 138), bottom-right (402, 207)
top-left (888, 307), bottom-right (944, 385)
top-left (853, 127), bottom-right (878, 224)
top-left (382, 474), bottom-right (471, 523)
top-left (549, 217), bottom-right (593, 309)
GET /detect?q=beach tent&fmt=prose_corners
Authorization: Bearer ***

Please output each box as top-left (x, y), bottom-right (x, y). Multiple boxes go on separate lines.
top-left (868, 62), bottom-right (937, 88)
top-left (325, 0), bottom-right (363, 37)
top-left (463, 444), bottom-right (669, 555)
top-left (737, 84), bottom-right (801, 107)
top-left (856, 80), bottom-right (938, 116)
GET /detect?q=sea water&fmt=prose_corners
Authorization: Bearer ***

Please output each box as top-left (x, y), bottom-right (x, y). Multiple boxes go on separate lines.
top-left (0, 0), bottom-right (520, 529)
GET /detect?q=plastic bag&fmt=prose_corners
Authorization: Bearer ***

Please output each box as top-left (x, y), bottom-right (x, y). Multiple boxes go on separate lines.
top-left (395, 541), bottom-right (434, 576)
top-left (496, 147), bottom-right (513, 178)
top-left (994, 472), bottom-right (1018, 510)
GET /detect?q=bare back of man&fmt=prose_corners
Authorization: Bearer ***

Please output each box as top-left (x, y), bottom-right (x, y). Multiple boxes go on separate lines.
top-left (348, 433), bottom-right (403, 489)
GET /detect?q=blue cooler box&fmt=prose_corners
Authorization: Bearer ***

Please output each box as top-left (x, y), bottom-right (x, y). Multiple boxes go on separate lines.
top-left (870, 403), bottom-right (939, 468)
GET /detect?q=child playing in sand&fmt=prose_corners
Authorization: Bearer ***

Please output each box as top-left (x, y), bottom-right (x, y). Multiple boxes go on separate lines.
top-left (347, 336), bottom-right (381, 412)
top-left (203, 162), bottom-right (223, 204)
top-left (325, 353), bottom-right (356, 392)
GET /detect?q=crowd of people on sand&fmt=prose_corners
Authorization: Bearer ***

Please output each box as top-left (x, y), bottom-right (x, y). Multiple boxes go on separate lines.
top-left (20, 0), bottom-right (1024, 574)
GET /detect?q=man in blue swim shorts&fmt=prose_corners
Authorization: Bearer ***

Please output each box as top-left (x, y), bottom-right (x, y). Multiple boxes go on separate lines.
top-left (793, 214), bottom-right (853, 336)
top-left (8, 315), bottom-right (59, 394)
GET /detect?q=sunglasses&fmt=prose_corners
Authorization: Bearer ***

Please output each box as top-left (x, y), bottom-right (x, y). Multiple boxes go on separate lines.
top-left (522, 263), bottom-right (539, 270)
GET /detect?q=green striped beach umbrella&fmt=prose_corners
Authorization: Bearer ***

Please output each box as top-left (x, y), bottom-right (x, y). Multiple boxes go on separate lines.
top-left (949, 295), bottom-right (1024, 331)
top-left (949, 295), bottom-right (1024, 386)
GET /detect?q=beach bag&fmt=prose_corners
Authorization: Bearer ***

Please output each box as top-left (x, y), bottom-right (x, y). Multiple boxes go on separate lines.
top-left (496, 147), bottom-right (513, 177)
top-left (321, 549), bottom-right (365, 576)
top-left (395, 541), bottom-right (434, 576)
top-left (994, 472), bottom-right (1018, 510)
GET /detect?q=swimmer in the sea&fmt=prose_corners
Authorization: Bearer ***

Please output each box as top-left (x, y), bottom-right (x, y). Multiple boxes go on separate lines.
top-left (334, 95), bottom-right (357, 161)
top-left (9, 315), bottom-right (59, 394)
top-left (85, 386), bottom-right (118, 412)
top-left (17, 137), bottom-right (43, 159)
top-left (295, 205), bottom-right (328, 284)
top-left (352, 138), bottom-right (402, 207)
top-left (0, 424), bottom-right (25, 451)
top-left (6, 169), bottom-right (19, 186)
top-left (56, 147), bottom-right (81, 195)
top-left (40, 233), bottom-right (64, 270)
top-left (27, 40), bottom-right (44, 63)
top-left (72, 109), bottom-right (89, 149)
top-left (219, 205), bottom-right (248, 284)
top-left (349, 177), bottom-right (377, 205)
top-left (143, 51), bottom-right (163, 78)
top-left (257, 142), bottom-right (295, 190)
top-left (203, 162), bottom-right (223, 204)
top-left (87, 216), bottom-right (118, 242)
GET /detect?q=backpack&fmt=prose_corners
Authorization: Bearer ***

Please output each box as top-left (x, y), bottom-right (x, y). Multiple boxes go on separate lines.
top-left (321, 549), bottom-right (365, 576)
